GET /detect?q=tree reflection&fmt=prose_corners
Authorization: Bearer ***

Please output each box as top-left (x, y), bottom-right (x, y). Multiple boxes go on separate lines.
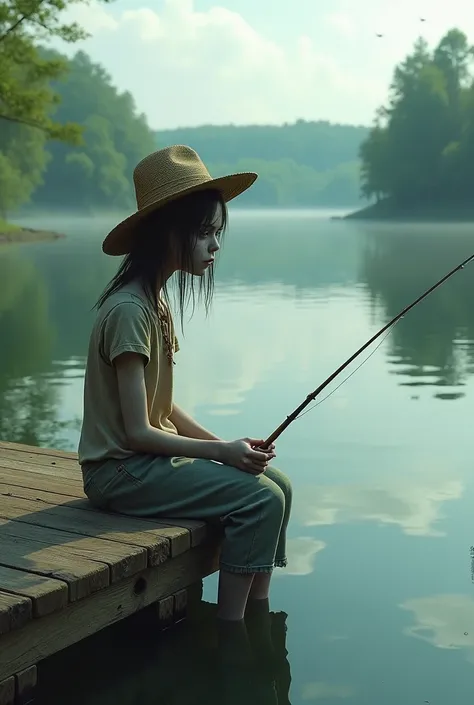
top-left (358, 224), bottom-right (474, 394)
top-left (38, 593), bottom-right (293, 705)
top-left (0, 249), bottom-right (80, 448)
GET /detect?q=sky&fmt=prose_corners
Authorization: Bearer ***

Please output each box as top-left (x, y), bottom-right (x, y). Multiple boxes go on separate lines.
top-left (56, 0), bottom-right (474, 130)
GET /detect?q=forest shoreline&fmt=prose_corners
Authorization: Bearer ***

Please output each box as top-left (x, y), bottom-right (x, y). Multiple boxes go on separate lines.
top-left (338, 199), bottom-right (474, 223)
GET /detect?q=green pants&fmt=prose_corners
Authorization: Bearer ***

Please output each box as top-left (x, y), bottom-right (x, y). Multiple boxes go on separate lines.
top-left (81, 454), bottom-right (292, 574)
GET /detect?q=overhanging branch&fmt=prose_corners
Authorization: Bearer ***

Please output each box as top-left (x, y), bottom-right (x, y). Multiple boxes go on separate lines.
top-left (0, 0), bottom-right (47, 42)
top-left (0, 112), bottom-right (49, 132)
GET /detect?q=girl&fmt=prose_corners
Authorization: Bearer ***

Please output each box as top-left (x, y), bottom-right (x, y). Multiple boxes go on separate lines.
top-left (78, 145), bottom-right (293, 624)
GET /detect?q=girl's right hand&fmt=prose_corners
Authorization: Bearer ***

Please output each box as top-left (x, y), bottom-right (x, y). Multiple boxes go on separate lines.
top-left (219, 438), bottom-right (275, 475)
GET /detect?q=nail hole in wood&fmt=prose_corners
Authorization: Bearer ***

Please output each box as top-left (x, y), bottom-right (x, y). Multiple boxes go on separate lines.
top-left (133, 577), bottom-right (147, 595)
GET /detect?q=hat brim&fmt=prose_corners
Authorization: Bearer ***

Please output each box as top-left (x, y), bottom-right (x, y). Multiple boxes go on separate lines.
top-left (102, 171), bottom-right (258, 256)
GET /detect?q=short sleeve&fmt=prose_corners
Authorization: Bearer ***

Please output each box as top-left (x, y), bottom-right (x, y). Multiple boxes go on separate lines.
top-left (101, 301), bottom-right (151, 365)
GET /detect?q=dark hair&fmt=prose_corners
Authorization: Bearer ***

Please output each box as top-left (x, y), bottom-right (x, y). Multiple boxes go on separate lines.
top-left (95, 188), bottom-right (228, 331)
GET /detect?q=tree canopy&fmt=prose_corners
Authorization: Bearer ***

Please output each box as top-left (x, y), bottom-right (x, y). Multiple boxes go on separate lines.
top-left (28, 75), bottom-right (366, 210)
top-left (0, 0), bottom-right (114, 137)
top-left (3, 42), bottom-right (367, 215)
top-left (1, 1), bottom-right (369, 215)
top-left (360, 29), bottom-right (474, 209)
top-left (0, 0), bottom-right (115, 216)
top-left (155, 122), bottom-right (367, 207)
top-left (30, 50), bottom-right (157, 210)
top-left (156, 120), bottom-right (367, 173)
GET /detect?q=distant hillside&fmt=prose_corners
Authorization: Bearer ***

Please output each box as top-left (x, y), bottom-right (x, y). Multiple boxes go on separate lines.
top-left (155, 121), bottom-right (369, 207)
top-left (155, 120), bottom-right (369, 172)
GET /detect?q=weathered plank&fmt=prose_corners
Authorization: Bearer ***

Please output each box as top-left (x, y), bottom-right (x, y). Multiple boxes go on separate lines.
top-left (174, 588), bottom-right (188, 620)
top-left (0, 541), bottom-right (220, 682)
top-left (0, 477), bottom-right (208, 548)
top-left (0, 490), bottom-right (184, 560)
top-left (0, 510), bottom-right (147, 583)
top-left (0, 441), bottom-right (209, 547)
top-left (157, 594), bottom-right (174, 627)
top-left (0, 453), bottom-right (78, 477)
top-left (0, 467), bottom-right (83, 497)
top-left (0, 566), bottom-right (68, 618)
top-left (0, 592), bottom-right (32, 635)
top-left (0, 441), bottom-right (221, 700)
top-left (0, 527), bottom-right (109, 601)
top-left (0, 463), bottom-right (83, 489)
top-left (0, 441), bottom-right (77, 461)
top-left (0, 677), bottom-right (14, 705)
top-left (15, 666), bottom-right (37, 705)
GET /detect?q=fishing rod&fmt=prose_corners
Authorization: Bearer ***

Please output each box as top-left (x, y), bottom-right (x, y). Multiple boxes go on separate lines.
top-left (261, 251), bottom-right (474, 449)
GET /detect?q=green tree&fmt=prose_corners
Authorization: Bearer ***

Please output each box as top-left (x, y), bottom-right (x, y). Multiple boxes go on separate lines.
top-left (0, 0), bottom-right (113, 138)
top-left (207, 157), bottom-right (361, 207)
top-left (31, 54), bottom-right (365, 211)
top-left (359, 110), bottom-right (392, 202)
top-left (156, 120), bottom-right (369, 173)
top-left (30, 50), bottom-right (157, 210)
top-left (433, 29), bottom-right (473, 109)
top-left (434, 30), bottom-right (474, 200)
top-left (359, 29), bottom-right (474, 209)
top-left (0, 118), bottom-right (49, 217)
top-left (0, 0), bottom-right (115, 218)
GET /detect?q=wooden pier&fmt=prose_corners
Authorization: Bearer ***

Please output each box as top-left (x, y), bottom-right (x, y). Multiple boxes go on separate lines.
top-left (0, 441), bottom-right (220, 705)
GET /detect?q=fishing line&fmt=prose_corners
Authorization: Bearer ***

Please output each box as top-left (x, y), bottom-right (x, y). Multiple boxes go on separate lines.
top-left (261, 253), bottom-right (474, 449)
top-left (295, 316), bottom-right (404, 419)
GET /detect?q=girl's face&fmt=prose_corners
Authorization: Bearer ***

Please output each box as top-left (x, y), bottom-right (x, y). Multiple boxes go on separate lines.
top-left (190, 200), bottom-right (224, 275)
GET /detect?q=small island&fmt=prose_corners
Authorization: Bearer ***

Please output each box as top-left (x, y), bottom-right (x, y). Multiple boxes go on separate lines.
top-left (341, 30), bottom-right (474, 224)
top-left (343, 200), bottom-right (474, 223)
top-left (0, 219), bottom-right (64, 246)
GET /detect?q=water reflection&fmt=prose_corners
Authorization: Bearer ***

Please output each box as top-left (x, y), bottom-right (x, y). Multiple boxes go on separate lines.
top-left (0, 213), bottom-right (370, 449)
top-left (301, 682), bottom-right (355, 700)
top-left (172, 289), bottom-right (365, 421)
top-left (0, 250), bottom-right (80, 447)
top-left (401, 593), bottom-right (474, 660)
top-left (295, 470), bottom-right (463, 537)
top-left (37, 594), bottom-right (293, 705)
top-left (359, 223), bottom-right (474, 395)
top-left (276, 537), bottom-right (326, 577)
top-left (2, 213), bottom-right (474, 703)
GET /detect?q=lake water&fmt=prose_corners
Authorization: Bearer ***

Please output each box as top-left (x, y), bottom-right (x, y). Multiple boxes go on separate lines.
top-left (3, 209), bottom-right (474, 704)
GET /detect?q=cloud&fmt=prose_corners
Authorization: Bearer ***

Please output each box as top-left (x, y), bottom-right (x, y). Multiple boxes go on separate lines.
top-left (325, 13), bottom-right (356, 39)
top-left (295, 466), bottom-right (463, 537)
top-left (275, 537), bottom-right (327, 577)
top-left (49, 0), bottom-right (474, 128)
top-left (301, 681), bottom-right (356, 700)
top-left (56, 0), bottom-right (383, 128)
top-left (400, 594), bottom-right (474, 663)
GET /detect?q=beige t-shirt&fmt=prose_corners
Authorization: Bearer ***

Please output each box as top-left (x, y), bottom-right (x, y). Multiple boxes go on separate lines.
top-left (78, 280), bottom-right (179, 465)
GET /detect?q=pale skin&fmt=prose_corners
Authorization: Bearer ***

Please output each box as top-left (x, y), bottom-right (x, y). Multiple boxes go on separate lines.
top-left (114, 202), bottom-right (277, 621)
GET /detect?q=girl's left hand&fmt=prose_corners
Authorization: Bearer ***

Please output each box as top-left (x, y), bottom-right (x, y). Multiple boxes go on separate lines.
top-left (247, 438), bottom-right (276, 457)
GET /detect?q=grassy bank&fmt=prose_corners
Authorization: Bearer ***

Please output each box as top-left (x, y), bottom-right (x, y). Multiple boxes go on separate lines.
top-left (0, 218), bottom-right (64, 244)
top-left (341, 199), bottom-right (474, 222)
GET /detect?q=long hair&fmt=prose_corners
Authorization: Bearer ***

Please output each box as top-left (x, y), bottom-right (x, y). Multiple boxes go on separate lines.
top-left (95, 188), bottom-right (228, 331)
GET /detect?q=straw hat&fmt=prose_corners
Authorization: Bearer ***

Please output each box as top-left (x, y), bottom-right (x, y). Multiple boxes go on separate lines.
top-left (102, 144), bottom-right (258, 256)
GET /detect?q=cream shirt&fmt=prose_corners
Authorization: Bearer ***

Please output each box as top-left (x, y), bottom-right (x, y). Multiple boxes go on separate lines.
top-left (78, 280), bottom-right (179, 464)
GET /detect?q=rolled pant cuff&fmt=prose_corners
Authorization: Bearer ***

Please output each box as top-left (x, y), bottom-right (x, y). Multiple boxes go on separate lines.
top-left (220, 561), bottom-right (274, 574)
top-left (220, 557), bottom-right (288, 574)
